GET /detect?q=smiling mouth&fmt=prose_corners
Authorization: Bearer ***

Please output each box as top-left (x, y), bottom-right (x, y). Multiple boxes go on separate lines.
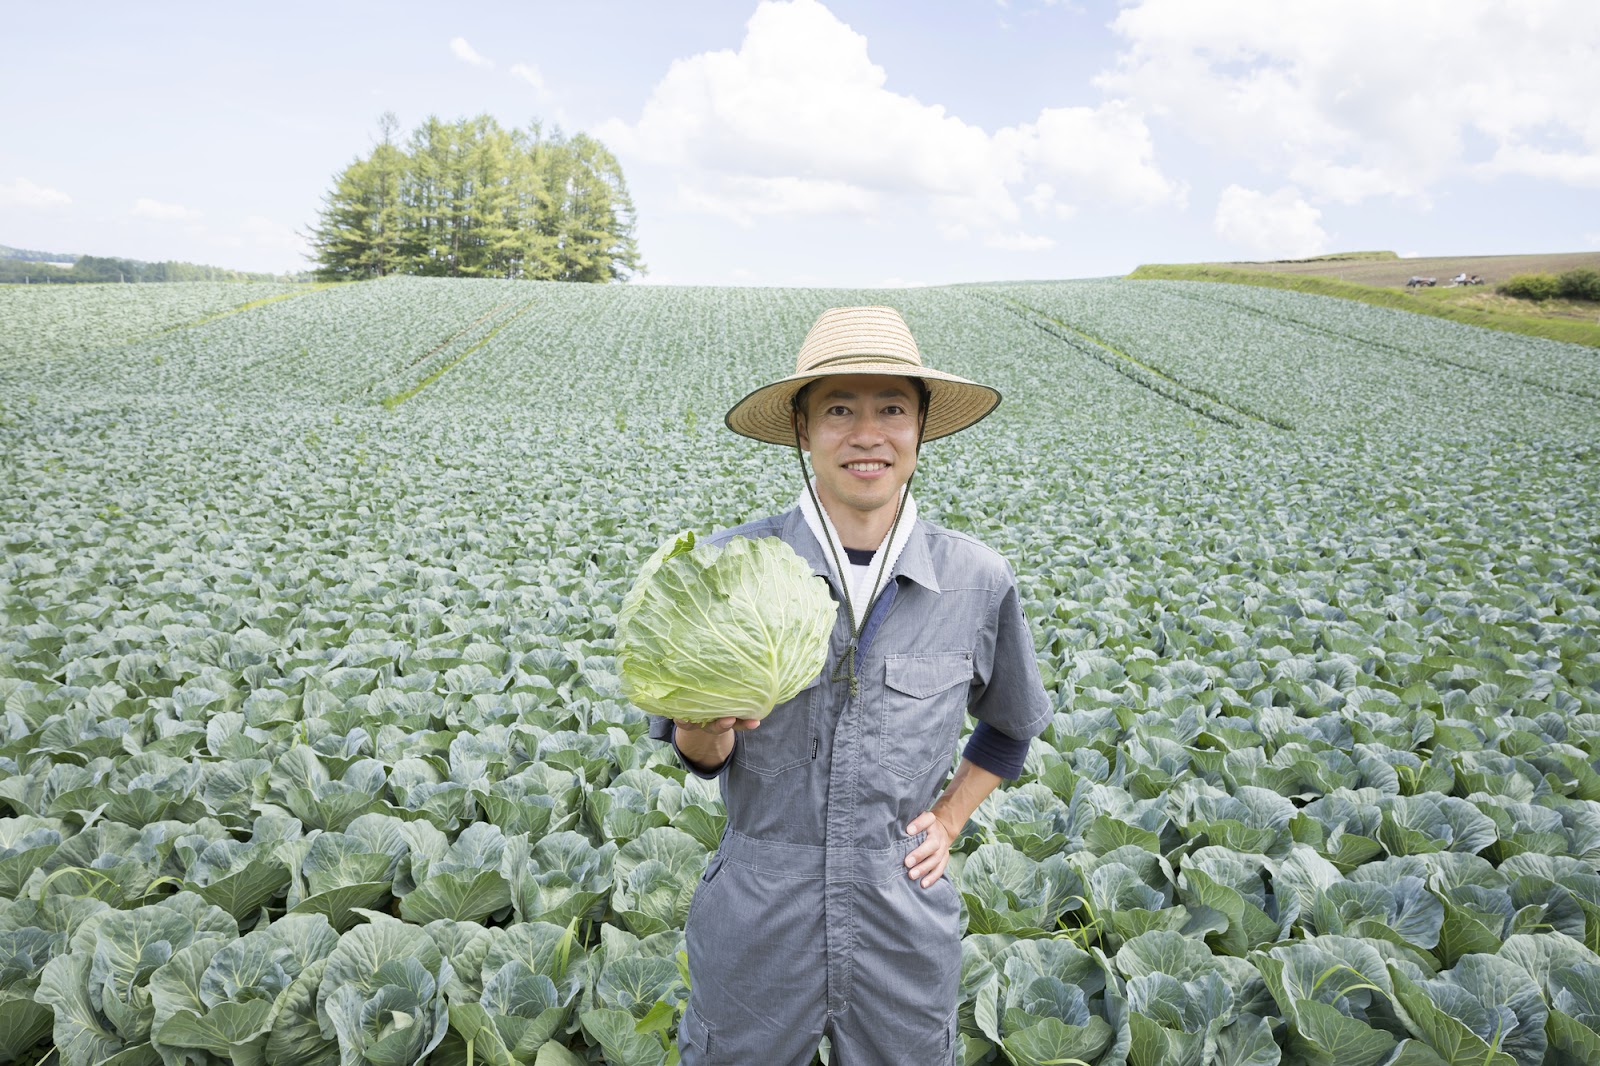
top-left (844, 461), bottom-right (889, 472)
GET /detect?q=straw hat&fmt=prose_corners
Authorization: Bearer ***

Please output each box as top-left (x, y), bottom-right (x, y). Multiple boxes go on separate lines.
top-left (724, 306), bottom-right (1002, 445)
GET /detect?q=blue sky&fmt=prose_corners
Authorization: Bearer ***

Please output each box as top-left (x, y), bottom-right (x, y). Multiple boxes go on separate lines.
top-left (3, 1), bottom-right (1595, 285)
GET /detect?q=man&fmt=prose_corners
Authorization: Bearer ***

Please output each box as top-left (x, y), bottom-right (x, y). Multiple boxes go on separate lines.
top-left (647, 306), bottom-right (1051, 1064)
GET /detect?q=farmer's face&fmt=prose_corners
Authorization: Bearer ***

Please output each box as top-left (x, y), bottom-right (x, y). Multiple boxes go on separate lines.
top-left (795, 374), bottom-right (921, 523)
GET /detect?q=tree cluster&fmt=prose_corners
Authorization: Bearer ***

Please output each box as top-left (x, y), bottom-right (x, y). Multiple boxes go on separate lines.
top-left (309, 113), bottom-right (643, 284)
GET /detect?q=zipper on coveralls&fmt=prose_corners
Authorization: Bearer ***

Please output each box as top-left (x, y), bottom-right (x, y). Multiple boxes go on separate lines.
top-left (809, 538), bottom-right (904, 765)
top-left (816, 586), bottom-right (901, 767)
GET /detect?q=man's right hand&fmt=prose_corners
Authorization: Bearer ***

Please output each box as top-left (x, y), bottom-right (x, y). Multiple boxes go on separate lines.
top-left (672, 716), bottom-right (761, 774)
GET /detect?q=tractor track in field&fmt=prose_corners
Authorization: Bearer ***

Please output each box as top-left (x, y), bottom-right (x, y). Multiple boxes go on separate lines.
top-left (343, 297), bottom-right (526, 403)
top-left (971, 291), bottom-right (1293, 430)
top-left (402, 299), bottom-right (523, 371)
top-left (148, 285), bottom-right (337, 341)
top-left (107, 286), bottom-right (339, 384)
top-left (378, 296), bottom-right (540, 409)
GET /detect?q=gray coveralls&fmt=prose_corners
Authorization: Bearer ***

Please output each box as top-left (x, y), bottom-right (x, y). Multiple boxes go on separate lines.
top-left (648, 507), bottom-right (1052, 1065)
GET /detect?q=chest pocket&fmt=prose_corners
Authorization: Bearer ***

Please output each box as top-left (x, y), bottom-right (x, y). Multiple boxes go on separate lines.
top-left (733, 672), bottom-right (820, 777)
top-left (879, 651), bottom-right (972, 779)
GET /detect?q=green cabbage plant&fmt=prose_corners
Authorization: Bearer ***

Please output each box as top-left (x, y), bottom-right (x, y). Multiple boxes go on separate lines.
top-left (617, 532), bottom-right (835, 724)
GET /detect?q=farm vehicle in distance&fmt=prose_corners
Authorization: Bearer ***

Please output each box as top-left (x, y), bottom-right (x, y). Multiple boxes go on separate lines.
top-left (1406, 273), bottom-right (1486, 288)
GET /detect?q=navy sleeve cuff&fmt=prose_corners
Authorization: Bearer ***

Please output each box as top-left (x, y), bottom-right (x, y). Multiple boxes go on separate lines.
top-left (962, 720), bottom-right (1030, 780)
top-left (648, 715), bottom-right (730, 780)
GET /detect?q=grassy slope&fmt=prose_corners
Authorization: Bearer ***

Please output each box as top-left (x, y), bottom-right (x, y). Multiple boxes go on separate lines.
top-left (1127, 263), bottom-right (1600, 349)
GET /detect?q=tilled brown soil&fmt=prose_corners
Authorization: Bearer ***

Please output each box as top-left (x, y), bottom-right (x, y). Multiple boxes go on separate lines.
top-left (1215, 251), bottom-right (1600, 289)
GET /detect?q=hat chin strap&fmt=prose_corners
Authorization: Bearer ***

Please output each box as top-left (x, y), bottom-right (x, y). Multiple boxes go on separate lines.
top-left (790, 403), bottom-right (927, 697)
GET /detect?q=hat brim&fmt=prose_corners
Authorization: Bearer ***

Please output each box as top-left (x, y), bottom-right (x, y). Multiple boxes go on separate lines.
top-left (724, 363), bottom-right (1002, 445)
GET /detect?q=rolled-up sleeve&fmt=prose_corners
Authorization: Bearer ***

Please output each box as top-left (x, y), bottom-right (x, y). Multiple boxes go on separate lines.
top-left (647, 714), bottom-right (730, 780)
top-left (961, 720), bottom-right (1031, 780)
top-left (967, 572), bottom-right (1052, 743)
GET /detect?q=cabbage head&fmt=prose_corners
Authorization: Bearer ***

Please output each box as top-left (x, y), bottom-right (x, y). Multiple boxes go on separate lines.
top-left (618, 531), bottom-right (835, 724)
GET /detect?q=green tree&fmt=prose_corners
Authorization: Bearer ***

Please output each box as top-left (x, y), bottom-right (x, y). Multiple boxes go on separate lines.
top-left (402, 115), bottom-right (460, 276)
top-left (532, 129), bottom-right (644, 282)
top-left (504, 133), bottom-right (557, 279)
top-left (307, 115), bottom-right (409, 282)
top-left (456, 116), bottom-right (519, 277)
top-left (367, 112), bottom-right (409, 277)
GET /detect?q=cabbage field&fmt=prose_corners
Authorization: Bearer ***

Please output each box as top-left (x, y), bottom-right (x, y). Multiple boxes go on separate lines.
top-left (1, 275), bottom-right (1598, 1066)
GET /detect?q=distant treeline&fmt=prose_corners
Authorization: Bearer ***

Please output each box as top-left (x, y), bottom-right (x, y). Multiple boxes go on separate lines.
top-left (309, 113), bottom-right (643, 283)
top-left (1, 245), bottom-right (75, 264)
top-left (1, 251), bottom-right (305, 285)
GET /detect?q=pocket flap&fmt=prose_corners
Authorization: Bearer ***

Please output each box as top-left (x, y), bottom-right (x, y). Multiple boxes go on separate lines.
top-left (885, 652), bottom-right (972, 699)
top-left (680, 1003), bottom-right (711, 1051)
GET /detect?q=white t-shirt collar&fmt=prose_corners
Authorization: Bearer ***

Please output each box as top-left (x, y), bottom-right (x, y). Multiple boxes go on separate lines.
top-left (795, 481), bottom-right (918, 613)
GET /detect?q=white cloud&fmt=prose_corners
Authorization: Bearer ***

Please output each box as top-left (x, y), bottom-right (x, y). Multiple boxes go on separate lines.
top-left (604, 1), bottom-right (1001, 193)
top-left (1008, 102), bottom-right (1186, 209)
top-left (678, 175), bottom-right (880, 227)
top-left (986, 231), bottom-right (1057, 252)
top-left (0, 177), bottom-right (71, 209)
top-left (1025, 183), bottom-right (1076, 220)
top-left (1213, 185), bottom-right (1327, 259)
top-left (1098, 1), bottom-right (1600, 204)
top-left (509, 62), bottom-right (545, 92)
top-left (451, 37), bottom-right (493, 68)
top-left (603, 0), bottom-right (1181, 244)
top-left (133, 198), bottom-right (201, 221)
top-left (1024, 183), bottom-right (1081, 222)
top-left (1478, 144), bottom-right (1600, 188)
